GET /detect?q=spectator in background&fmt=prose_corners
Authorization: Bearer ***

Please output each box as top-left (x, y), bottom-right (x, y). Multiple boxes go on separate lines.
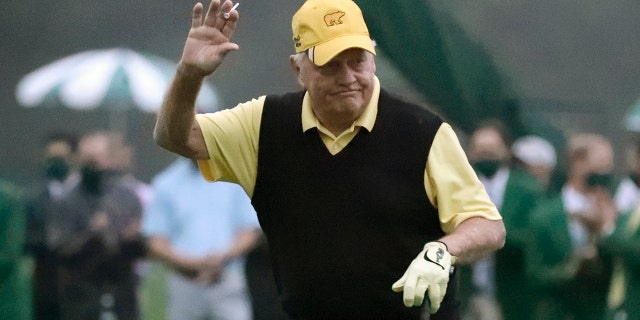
top-left (143, 157), bottom-right (261, 320)
top-left (461, 121), bottom-right (543, 320)
top-left (0, 177), bottom-right (30, 320)
top-left (511, 135), bottom-right (557, 192)
top-left (614, 138), bottom-right (640, 214)
top-left (47, 131), bottom-right (146, 320)
top-left (527, 133), bottom-right (617, 320)
top-left (25, 131), bottom-right (79, 320)
top-left (600, 195), bottom-right (640, 319)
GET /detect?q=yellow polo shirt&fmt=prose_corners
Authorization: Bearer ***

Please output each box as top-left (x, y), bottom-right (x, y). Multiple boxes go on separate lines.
top-left (196, 77), bottom-right (501, 233)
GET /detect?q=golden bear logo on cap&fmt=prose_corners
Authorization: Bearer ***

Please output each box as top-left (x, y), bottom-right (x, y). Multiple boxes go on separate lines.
top-left (324, 11), bottom-right (345, 27)
top-left (291, 0), bottom-right (375, 66)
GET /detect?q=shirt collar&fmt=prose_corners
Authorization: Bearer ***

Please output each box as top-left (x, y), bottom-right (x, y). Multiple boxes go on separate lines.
top-left (301, 76), bottom-right (380, 133)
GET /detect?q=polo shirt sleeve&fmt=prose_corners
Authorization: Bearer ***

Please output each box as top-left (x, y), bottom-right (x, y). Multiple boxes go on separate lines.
top-left (195, 96), bottom-right (265, 198)
top-left (425, 123), bottom-right (502, 234)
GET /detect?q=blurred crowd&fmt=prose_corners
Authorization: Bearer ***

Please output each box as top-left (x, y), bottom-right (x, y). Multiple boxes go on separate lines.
top-left (1, 121), bottom-right (639, 319)
top-left (457, 120), bottom-right (640, 320)
top-left (1, 129), bottom-right (286, 320)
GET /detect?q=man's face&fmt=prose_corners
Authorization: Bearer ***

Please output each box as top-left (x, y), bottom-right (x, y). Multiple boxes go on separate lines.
top-left (77, 135), bottom-right (111, 170)
top-left (581, 143), bottom-right (615, 189)
top-left (43, 140), bottom-right (74, 180)
top-left (297, 48), bottom-right (376, 120)
top-left (467, 127), bottom-right (510, 163)
top-left (44, 140), bottom-right (73, 160)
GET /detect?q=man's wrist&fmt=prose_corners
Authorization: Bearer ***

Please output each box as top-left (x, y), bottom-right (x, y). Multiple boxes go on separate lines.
top-left (176, 62), bottom-right (208, 82)
top-left (423, 241), bottom-right (457, 266)
top-left (424, 241), bottom-right (448, 251)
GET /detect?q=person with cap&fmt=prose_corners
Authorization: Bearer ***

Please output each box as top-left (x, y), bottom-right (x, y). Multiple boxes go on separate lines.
top-left (613, 139), bottom-right (640, 215)
top-left (154, 0), bottom-right (506, 319)
top-left (511, 135), bottom-right (558, 192)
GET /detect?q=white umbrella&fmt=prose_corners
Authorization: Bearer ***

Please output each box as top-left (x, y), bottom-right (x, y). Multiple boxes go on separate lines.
top-left (15, 47), bottom-right (219, 113)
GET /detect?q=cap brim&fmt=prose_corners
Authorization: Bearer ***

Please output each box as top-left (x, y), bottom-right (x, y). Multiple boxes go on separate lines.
top-left (308, 35), bottom-right (376, 66)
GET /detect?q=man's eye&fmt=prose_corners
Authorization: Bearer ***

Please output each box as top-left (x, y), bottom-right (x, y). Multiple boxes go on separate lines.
top-left (319, 63), bottom-right (338, 73)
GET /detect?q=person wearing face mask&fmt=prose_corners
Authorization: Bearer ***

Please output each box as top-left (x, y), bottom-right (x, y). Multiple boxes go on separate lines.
top-left (614, 139), bottom-right (640, 215)
top-left (24, 131), bottom-right (80, 320)
top-left (46, 131), bottom-right (146, 320)
top-left (527, 133), bottom-right (617, 320)
top-left (460, 120), bottom-right (544, 320)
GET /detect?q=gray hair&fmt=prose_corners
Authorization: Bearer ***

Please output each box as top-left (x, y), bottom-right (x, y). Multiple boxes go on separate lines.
top-left (291, 52), bottom-right (307, 68)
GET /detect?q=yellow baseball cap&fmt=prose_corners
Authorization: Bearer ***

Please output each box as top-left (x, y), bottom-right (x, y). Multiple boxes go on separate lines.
top-left (292, 0), bottom-right (376, 66)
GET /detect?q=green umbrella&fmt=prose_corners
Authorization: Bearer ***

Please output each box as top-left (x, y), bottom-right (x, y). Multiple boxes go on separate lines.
top-left (15, 47), bottom-right (219, 114)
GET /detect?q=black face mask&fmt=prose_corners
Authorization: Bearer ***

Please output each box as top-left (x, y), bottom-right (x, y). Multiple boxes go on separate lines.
top-left (629, 173), bottom-right (640, 188)
top-left (473, 160), bottom-right (501, 178)
top-left (80, 165), bottom-right (104, 194)
top-left (586, 172), bottom-right (614, 189)
top-left (44, 157), bottom-right (70, 181)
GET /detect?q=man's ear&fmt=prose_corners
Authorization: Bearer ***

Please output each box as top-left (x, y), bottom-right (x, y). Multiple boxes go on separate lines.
top-left (289, 55), bottom-right (301, 73)
top-left (289, 55), bottom-right (304, 88)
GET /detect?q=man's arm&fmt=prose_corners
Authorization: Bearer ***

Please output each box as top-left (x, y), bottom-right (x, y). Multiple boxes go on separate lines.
top-left (439, 216), bottom-right (505, 265)
top-left (221, 228), bottom-right (261, 262)
top-left (146, 236), bottom-right (206, 278)
top-left (154, 68), bottom-right (209, 159)
top-left (154, 0), bottom-right (240, 158)
top-left (392, 217), bottom-right (504, 312)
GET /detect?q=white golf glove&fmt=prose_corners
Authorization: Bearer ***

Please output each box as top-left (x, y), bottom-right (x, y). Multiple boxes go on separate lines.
top-left (391, 241), bottom-right (455, 314)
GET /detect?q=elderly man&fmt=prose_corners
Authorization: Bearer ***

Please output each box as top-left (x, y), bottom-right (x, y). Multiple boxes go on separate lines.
top-left (154, 0), bottom-right (505, 319)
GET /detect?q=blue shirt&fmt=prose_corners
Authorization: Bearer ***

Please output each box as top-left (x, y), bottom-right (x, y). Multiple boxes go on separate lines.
top-left (143, 158), bottom-right (259, 258)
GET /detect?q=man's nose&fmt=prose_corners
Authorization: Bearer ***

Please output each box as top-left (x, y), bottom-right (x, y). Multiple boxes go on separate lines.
top-left (335, 64), bottom-right (357, 84)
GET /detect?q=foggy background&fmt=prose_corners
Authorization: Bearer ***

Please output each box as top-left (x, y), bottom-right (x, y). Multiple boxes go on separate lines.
top-left (2, 0), bottom-right (639, 185)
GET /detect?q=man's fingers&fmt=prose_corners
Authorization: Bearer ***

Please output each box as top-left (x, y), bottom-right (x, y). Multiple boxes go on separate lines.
top-left (203, 0), bottom-right (222, 27)
top-left (221, 10), bottom-right (239, 39)
top-left (414, 278), bottom-right (429, 307)
top-left (191, 3), bottom-right (204, 28)
top-left (391, 273), bottom-right (407, 292)
top-left (427, 284), bottom-right (444, 314)
top-left (402, 275), bottom-right (418, 307)
top-left (215, 0), bottom-right (235, 30)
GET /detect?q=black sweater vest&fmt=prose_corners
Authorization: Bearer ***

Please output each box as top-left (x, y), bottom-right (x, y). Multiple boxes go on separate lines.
top-left (252, 90), bottom-right (454, 319)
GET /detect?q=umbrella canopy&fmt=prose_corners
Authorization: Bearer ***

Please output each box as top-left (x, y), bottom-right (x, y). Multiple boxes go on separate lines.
top-left (625, 98), bottom-right (640, 132)
top-left (15, 47), bottom-right (219, 113)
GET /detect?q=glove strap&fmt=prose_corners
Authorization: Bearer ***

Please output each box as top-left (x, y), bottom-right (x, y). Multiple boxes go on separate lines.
top-left (423, 241), bottom-right (457, 269)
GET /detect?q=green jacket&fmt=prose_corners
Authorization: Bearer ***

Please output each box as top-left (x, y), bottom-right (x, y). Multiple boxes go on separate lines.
top-left (0, 179), bottom-right (31, 320)
top-left (527, 193), bottom-right (612, 320)
top-left (459, 168), bottom-right (543, 320)
top-left (600, 206), bottom-right (640, 319)
top-left (494, 168), bottom-right (543, 320)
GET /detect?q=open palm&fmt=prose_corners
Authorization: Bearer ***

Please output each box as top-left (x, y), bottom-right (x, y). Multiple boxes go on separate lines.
top-left (181, 0), bottom-right (240, 77)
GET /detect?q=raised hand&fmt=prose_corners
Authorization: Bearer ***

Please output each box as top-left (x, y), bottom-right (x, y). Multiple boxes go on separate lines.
top-left (180, 0), bottom-right (240, 77)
